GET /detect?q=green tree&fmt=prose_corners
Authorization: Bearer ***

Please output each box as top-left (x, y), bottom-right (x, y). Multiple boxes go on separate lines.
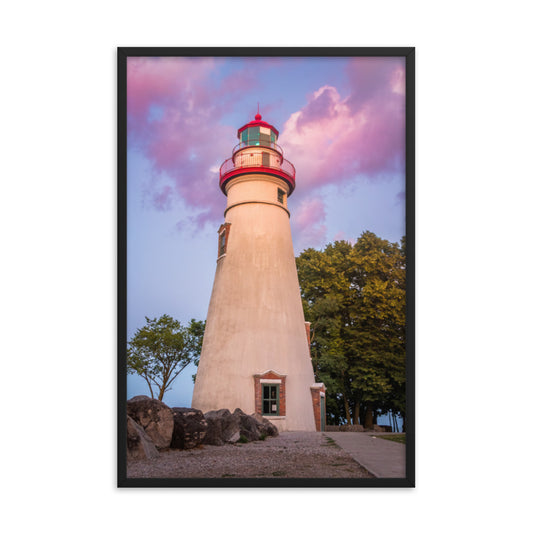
top-left (296, 232), bottom-right (406, 429)
top-left (127, 314), bottom-right (205, 401)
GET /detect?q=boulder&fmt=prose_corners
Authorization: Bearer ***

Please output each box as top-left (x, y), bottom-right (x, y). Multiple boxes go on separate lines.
top-left (233, 408), bottom-right (261, 441)
top-left (203, 409), bottom-right (241, 445)
top-left (171, 408), bottom-right (208, 449)
top-left (203, 408), bottom-right (280, 445)
top-left (127, 415), bottom-right (159, 460)
top-left (127, 396), bottom-right (174, 450)
top-left (250, 412), bottom-right (279, 437)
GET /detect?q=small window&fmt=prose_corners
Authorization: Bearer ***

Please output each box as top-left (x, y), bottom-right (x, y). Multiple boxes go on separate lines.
top-left (262, 384), bottom-right (279, 415)
top-left (218, 230), bottom-right (226, 256)
top-left (218, 223), bottom-right (230, 257)
top-left (277, 188), bottom-right (285, 204)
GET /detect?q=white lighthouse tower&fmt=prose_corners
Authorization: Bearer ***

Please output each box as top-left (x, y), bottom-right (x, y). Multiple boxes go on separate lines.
top-left (192, 113), bottom-right (325, 431)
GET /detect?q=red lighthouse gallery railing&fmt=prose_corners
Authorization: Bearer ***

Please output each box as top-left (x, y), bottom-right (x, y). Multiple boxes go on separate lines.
top-left (219, 143), bottom-right (296, 194)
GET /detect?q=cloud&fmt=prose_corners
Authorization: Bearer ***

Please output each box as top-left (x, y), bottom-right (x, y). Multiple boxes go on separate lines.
top-left (279, 58), bottom-right (405, 197)
top-left (395, 191), bottom-right (406, 205)
top-left (127, 57), bottom-right (405, 247)
top-left (278, 58), bottom-right (405, 249)
top-left (127, 57), bottom-right (257, 229)
top-left (332, 230), bottom-right (356, 245)
top-left (291, 196), bottom-right (328, 251)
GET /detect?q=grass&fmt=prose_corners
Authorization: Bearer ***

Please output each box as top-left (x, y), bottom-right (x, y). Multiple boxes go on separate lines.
top-left (321, 436), bottom-right (340, 448)
top-left (376, 434), bottom-right (406, 444)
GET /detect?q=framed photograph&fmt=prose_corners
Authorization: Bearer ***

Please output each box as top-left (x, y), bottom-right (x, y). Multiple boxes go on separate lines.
top-left (118, 47), bottom-right (415, 488)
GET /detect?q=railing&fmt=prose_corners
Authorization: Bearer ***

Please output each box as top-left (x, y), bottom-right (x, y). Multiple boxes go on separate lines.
top-left (232, 139), bottom-right (284, 158)
top-left (219, 156), bottom-right (295, 181)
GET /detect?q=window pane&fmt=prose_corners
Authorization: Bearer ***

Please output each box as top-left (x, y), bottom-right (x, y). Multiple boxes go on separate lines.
top-left (260, 132), bottom-right (270, 145)
top-left (262, 384), bottom-right (280, 415)
top-left (248, 127), bottom-right (260, 142)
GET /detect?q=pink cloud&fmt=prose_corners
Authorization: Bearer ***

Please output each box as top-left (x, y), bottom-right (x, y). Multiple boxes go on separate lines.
top-left (127, 57), bottom-right (405, 248)
top-left (332, 231), bottom-right (357, 245)
top-left (128, 57), bottom-right (215, 130)
top-left (127, 57), bottom-right (257, 229)
top-left (291, 196), bottom-right (328, 251)
top-left (279, 58), bottom-right (405, 197)
top-left (151, 185), bottom-right (173, 211)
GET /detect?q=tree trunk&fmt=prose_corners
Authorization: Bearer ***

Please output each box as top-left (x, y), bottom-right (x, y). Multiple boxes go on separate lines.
top-left (343, 395), bottom-right (352, 425)
top-left (364, 402), bottom-right (374, 429)
top-left (354, 401), bottom-right (360, 427)
top-left (142, 376), bottom-right (154, 399)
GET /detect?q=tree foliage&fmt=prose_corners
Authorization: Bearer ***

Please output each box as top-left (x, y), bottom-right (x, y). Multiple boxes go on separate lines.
top-left (127, 314), bottom-right (205, 401)
top-left (296, 232), bottom-right (406, 428)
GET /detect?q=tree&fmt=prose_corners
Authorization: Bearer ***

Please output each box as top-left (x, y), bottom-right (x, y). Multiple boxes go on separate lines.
top-left (296, 232), bottom-right (406, 429)
top-left (127, 314), bottom-right (205, 401)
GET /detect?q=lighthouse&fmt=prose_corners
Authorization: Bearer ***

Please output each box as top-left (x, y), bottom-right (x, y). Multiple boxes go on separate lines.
top-left (191, 114), bottom-right (325, 432)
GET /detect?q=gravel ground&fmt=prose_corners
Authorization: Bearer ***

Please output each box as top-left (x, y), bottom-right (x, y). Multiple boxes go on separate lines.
top-left (127, 431), bottom-right (374, 479)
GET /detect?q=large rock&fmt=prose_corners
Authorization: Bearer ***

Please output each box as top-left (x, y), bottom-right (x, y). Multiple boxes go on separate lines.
top-left (203, 409), bottom-right (241, 445)
top-left (233, 408), bottom-right (261, 441)
top-left (127, 416), bottom-right (159, 460)
top-left (127, 396), bottom-right (174, 450)
top-left (250, 412), bottom-right (279, 437)
top-left (203, 408), bottom-right (279, 445)
top-left (171, 408), bottom-right (208, 449)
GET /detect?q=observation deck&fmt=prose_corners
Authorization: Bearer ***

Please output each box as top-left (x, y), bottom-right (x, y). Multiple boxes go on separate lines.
top-left (219, 148), bottom-right (296, 195)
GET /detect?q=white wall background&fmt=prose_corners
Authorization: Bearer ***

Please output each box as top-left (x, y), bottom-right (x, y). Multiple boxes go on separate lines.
top-left (1, 1), bottom-right (531, 531)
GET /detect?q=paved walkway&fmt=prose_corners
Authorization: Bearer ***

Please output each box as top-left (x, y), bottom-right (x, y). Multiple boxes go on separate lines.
top-left (324, 432), bottom-right (406, 478)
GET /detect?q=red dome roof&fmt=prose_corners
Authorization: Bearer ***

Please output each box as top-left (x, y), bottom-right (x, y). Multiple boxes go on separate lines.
top-left (237, 113), bottom-right (279, 138)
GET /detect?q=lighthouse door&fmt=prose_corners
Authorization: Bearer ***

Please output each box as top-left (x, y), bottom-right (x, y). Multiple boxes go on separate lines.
top-left (262, 152), bottom-right (270, 167)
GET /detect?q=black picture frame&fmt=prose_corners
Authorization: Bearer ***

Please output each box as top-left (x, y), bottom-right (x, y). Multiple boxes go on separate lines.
top-left (118, 47), bottom-right (415, 488)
